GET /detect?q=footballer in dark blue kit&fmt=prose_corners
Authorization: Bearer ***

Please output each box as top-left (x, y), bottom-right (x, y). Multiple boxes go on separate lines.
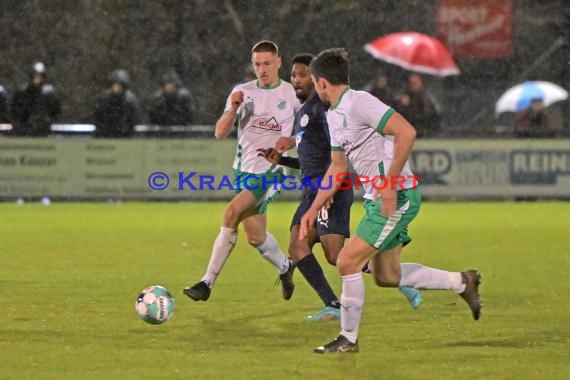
top-left (259, 54), bottom-right (422, 320)
top-left (289, 71), bottom-right (353, 243)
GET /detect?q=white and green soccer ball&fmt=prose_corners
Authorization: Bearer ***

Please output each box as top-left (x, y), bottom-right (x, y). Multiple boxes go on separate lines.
top-left (135, 285), bottom-right (175, 325)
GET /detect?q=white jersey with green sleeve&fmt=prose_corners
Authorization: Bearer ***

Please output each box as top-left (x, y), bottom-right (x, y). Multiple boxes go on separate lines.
top-left (225, 79), bottom-right (299, 174)
top-left (327, 88), bottom-right (416, 200)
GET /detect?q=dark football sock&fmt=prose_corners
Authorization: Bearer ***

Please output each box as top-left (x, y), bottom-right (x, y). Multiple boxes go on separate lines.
top-left (296, 253), bottom-right (339, 308)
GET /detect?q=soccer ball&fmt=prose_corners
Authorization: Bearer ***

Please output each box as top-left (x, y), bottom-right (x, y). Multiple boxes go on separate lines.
top-left (135, 285), bottom-right (175, 325)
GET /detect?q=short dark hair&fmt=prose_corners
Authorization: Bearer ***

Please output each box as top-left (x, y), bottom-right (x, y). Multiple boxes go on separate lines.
top-left (291, 53), bottom-right (314, 67)
top-left (251, 40), bottom-right (279, 55)
top-left (310, 48), bottom-right (349, 85)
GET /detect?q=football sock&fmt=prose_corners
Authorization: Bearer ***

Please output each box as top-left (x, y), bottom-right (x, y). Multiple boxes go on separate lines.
top-left (296, 253), bottom-right (339, 307)
top-left (340, 272), bottom-right (364, 344)
top-left (399, 263), bottom-right (465, 293)
top-left (201, 227), bottom-right (237, 288)
top-left (256, 232), bottom-right (289, 274)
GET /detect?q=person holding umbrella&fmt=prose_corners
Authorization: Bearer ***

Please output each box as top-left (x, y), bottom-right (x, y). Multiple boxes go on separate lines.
top-left (495, 80), bottom-right (567, 138)
top-left (397, 73), bottom-right (442, 138)
top-left (364, 33), bottom-right (459, 138)
top-left (513, 98), bottom-right (553, 138)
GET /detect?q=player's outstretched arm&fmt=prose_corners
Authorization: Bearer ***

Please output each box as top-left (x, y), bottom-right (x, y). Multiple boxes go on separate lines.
top-left (215, 91), bottom-right (244, 139)
top-left (299, 151), bottom-right (347, 240)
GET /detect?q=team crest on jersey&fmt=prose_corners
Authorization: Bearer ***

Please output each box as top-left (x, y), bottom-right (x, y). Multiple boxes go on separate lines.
top-left (251, 116), bottom-right (282, 132)
top-left (277, 99), bottom-right (287, 110)
top-left (342, 116), bottom-right (348, 129)
top-left (300, 114), bottom-right (309, 127)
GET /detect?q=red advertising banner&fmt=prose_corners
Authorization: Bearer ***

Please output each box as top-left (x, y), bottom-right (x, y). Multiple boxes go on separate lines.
top-left (437, 0), bottom-right (512, 59)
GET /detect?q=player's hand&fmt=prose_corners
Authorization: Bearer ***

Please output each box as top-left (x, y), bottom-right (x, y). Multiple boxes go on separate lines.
top-left (256, 148), bottom-right (281, 164)
top-left (299, 207), bottom-right (318, 240)
top-left (322, 196), bottom-right (334, 210)
top-left (378, 188), bottom-right (397, 217)
top-left (230, 91), bottom-right (244, 109)
top-left (274, 136), bottom-right (296, 153)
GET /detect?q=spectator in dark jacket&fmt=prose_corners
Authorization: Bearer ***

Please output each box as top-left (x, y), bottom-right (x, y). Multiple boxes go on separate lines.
top-left (11, 62), bottom-right (61, 136)
top-left (93, 69), bottom-right (141, 138)
top-left (363, 69), bottom-right (397, 108)
top-left (397, 73), bottom-right (441, 138)
top-left (0, 85), bottom-right (9, 123)
top-left (148, 70), bottom-right (194, 126)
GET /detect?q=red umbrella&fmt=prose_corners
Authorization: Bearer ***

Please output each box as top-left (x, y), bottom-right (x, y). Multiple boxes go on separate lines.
top-left (364, 32), bottom-right (460, 77)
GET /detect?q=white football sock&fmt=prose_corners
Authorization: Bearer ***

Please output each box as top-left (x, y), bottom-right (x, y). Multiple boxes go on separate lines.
top-left (340, 273), bottom-right (364, 344)
top-left (201, 227), bottom-right (237, 288)
top-left (399, 263), bottom-right (465, 293)
top-left (256, 232), bottom-right (289, 274)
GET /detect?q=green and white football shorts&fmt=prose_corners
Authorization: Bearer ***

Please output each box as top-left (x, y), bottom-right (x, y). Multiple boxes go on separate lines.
top-left (233, 169), bottom-right (283, 214)
top-left (356, 188), bottom-right (421, 251)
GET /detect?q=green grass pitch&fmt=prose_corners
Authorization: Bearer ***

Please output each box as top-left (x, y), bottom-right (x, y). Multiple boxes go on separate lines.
top-left (1, 201), bottom-right (569, 379)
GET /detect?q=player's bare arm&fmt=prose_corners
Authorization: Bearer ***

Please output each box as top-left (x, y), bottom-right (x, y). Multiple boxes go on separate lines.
top-left (375, 112), bottom-right (416, 217)
top-left (214, 91), bottom-right (244, 139)
top-left (299, 151), bottom-right (347, 240)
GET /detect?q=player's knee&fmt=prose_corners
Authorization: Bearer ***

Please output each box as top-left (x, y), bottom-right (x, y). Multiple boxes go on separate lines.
top-left (373, 272), bottom-right (400, 287)
top-left (323, 250), bottom-right (338, 266)
top-left (223, 205), bottom-right (240, 227)
top-left (336, 254), bottom-right (352, 272)
top-left (246, 232), bottom-right (267, 248)
top-left (320, 239), bottom-right (342, 266)
top-left (247, 234), bottom-right (265, 247)
top-left (288, 239), bottom-right (305, 261)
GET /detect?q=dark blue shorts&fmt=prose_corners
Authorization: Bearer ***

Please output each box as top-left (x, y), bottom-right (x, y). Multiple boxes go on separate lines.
top-left (291, 178), bottom-right (353, 238)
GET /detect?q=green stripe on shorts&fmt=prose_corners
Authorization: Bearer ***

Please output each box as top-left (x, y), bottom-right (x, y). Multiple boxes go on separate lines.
top-left (356, 188), bottom-right (421, 251)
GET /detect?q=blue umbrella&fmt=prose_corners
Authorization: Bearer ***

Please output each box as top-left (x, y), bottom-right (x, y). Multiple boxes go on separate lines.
top-left (495, 81), bottom-right (568, 115)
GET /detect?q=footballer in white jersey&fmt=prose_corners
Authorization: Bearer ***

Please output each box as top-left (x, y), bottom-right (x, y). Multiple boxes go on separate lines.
top-left (225, 79), bottom-right (299, 174)
top-left (326, 88), bottom-right (417, 199)
top-left (300, 48), bottom-right (482, 354)
top-left (183, 40), bottom-right (297, 306)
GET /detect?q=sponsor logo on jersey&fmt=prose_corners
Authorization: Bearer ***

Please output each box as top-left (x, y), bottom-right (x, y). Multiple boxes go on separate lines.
top-left (250, 116), bottom-right (282, 132)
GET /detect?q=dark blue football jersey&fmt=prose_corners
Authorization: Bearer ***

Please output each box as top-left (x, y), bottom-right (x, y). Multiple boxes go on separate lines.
top-left (293, 91), bottom-right (331, 179)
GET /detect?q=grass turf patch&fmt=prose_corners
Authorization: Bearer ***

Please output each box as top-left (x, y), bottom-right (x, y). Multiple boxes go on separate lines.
top-left (1, 202), bottom-right (569, 379)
